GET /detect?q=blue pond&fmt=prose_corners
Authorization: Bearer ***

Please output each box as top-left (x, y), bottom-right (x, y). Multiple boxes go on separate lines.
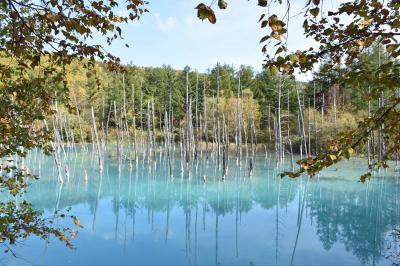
top-left (2, 147), bottom-right (400, 266)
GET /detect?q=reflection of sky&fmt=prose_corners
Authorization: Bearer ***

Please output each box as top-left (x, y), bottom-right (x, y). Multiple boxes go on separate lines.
top-left (4, 147), bottom-right (399, 266)
top-left (90, 1), bottom-right (343, 81)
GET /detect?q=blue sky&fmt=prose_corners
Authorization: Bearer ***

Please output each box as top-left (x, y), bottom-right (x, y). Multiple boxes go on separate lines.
top-left (103, 1), bottom-right (339, 79)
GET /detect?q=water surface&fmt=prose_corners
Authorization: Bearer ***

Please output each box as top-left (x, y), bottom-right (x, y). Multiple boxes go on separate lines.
top-left (2, 147), bottom-right (400, 266)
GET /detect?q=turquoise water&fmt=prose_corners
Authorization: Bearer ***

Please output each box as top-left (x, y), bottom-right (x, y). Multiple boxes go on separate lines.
top-left (2, 147), bottom-right (400, 266)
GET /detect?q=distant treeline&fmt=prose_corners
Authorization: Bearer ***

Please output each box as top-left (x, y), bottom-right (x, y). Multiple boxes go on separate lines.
top-left (13, 46), bottom-right (387, 157)
top-left (54, 60), bottom-right (371, 146)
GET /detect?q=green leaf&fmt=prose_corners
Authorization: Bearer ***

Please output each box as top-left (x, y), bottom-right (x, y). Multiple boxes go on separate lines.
top-left (195, 3), bottom-right (209, 20)
top-left (218, 0), bottom-right (228, 9)
top-left (310, 7), bottom-right (320, 17)
top-left (270, 21), bottom-right (284, 32)
top-left (195, 4), bottom-right (217, 24)
top-left (393, 19), bottom-right (400, 29)
top-left (271, 33), bottom-right (281, 40)
top-left (270, 65), bottom-right (279, 76)
top-left (261, 20), bottom-right (268, 28)
top-left (288, 54), bottom-right (298, 63)
top-left (260, 35), bottom-right (270, 43)
top-left (360, 173), bottom-right (371, 183)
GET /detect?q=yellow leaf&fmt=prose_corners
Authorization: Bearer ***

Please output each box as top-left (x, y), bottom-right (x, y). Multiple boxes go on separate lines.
top-left (328, 154), bottom-right (336, 161)
top-left (74, 219), bottom-right (81, 227)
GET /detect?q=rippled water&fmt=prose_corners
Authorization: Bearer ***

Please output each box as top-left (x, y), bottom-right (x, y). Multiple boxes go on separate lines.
top-left (2, 146), bottom-right (400, 266)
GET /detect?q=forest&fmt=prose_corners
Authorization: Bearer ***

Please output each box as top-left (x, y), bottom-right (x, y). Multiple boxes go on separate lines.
top-left (25, 44), bottom-right (393, 173)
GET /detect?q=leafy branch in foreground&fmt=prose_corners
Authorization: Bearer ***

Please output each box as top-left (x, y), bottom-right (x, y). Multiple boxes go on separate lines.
top-left (196, 0), bottom-right (400, 178)
top-left (1, 0), bottom-right (147, 253)
top-left (281, 97), bottom-right (400, 182)
top-left (0, 201), bottom-right (82, 254)
top-left (0, 56), bottom-right (80, 249)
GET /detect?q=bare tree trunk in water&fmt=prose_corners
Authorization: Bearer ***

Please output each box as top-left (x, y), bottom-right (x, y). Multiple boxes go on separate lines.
top-left (123, 79), bottom-right (132, 167)
top-left (140, 91), bottom-right (144, 158)
top-left (307, 98), bottom-right (311, 157)
top-left (91, 107), bottom-right (102, 171)
top-left (216, 65), bottom-right (221, 165)
top-left (367, 87), bottom-right (372, 168)
top-left (72, 91), bottom-right (85, 146)
top-left (296, 84), bottom-right (308, 158)
top-left (185, 72), bottom-right (191, 165)
top-left (203, 78), bottom-right (209, 159)
top-left (147, 101), bottom-right (151, 163)
top-left (152, 99), bottom-right (156, 160)
top-left (313, 82), bottom-right (318, 154)
top-left (195, 72), bottom-right (199, 160)
top-left (131, 86), bottom-right (138, 161)
top-left (114, 100), bottom-right (121, 158)
top-left (236, 75), bottom-right (242, 164)
top-left (277, 75), bottom-right (283, 162)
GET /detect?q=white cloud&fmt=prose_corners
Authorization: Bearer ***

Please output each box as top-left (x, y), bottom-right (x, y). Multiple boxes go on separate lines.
top-left (154, 13), bottom-right (176, 33)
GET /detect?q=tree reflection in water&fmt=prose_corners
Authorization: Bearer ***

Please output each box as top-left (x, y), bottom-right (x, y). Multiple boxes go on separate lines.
top-left (9, 147), bottom-right (399, 266)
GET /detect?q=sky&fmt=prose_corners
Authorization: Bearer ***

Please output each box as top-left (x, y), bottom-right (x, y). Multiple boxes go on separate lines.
top-left (102, 0), bottom-right (340, 80)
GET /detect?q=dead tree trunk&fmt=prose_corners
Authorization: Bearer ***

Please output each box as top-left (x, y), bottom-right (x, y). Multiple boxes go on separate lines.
top-left (123, 81), bottom-right (132, 167)
top-left (132, 86), bottom-right (138, 161)
top-left (114, 100), bottom-right (121, 158)
top-left (195, 72), bottom-right (199, 160)
top-left (296, 84), bottom-right (308, 158)
top-left (236, 75), bottom-right (242, 164)
top-left (91, 107), bottom-right (103, 171)
top-left (204, 78), bottom-right (209, 159)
